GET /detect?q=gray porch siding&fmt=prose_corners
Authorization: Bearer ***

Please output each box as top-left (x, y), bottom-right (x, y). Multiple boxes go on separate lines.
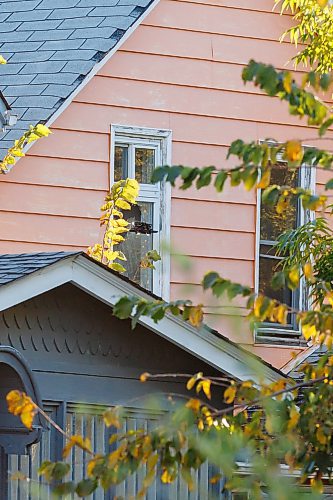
top-left (1, 284), bottom-right (227, 498)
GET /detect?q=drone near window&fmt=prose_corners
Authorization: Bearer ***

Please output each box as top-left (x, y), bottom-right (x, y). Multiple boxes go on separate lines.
top-left (125, 205), bottom-right (158, 235)
top-left (129, 221), bottom-right (158, 235)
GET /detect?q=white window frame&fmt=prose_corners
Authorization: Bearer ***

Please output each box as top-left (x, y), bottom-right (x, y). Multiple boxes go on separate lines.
top-left (110, 124), bottom-right (172, 300)
top-left (254, 146), bottom-right (316, 344)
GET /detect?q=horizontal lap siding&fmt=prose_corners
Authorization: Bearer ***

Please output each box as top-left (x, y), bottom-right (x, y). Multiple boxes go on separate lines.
top-left (0, 0), bottom-right (323, 366)
top-left (179, 0), bottom-right (287, 13)
top-left (124, 26), bottom-right (298, 70)
top-left (0, 183), bottom-right (104, 218)
top-left (0, 211), bottom-right (101, 247)
top-left (172, 199), bottom-right (256, 232)
top-left (144, 1), bottom-right (289, 40)
top-left (54, 103), bottom-right (333, 148)
top-left (77, 77), bottom-right (310, 127)
top-left (171, 256), bottom-right (253, 285)
top-left (4, 157), bottom-right (109, 190)
top-left (171, 227), bottom-right (254, 260)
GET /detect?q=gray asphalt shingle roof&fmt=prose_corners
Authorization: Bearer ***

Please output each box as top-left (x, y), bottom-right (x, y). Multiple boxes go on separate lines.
top-left (288, 346), bottom-right (328, 382)
top-left (0, 0), bottom-right (154, 157)
top-left (0, 251), bottom-right (79, 285)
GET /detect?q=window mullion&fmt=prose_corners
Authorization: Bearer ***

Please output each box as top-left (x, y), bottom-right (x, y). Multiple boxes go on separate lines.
top-left (129, 144), bottom-right (135, 179)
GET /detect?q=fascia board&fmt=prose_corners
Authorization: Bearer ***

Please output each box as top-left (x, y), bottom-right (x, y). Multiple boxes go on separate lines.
top-left (0, 259), bottom-right (73, 312)
top-left (280, 343), bottom-right (319, 374)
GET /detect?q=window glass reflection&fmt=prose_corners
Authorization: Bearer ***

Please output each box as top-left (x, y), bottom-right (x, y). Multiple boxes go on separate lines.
top-left (135, 148), bottom-right (155, 184)
top-left (118, 202), bottom-right (154, 290)
top-left (260, 164), bottom-right (299, 241)
top-left (114, 145), bottom-right (128, 182)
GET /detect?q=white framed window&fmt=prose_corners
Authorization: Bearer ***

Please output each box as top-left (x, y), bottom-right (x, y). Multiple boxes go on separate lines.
top-left (255, 154), bottom-right (315, 344)
top-left (110, 125), bottom-right (172, 299)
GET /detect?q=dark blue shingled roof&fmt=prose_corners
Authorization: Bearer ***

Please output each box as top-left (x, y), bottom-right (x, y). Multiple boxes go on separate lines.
top-left (0, 0), bottom-right (155, 157)
top-left (288, 346), bottom-right (328, 382)
top-left (0, 251), bottom-right (79, 285)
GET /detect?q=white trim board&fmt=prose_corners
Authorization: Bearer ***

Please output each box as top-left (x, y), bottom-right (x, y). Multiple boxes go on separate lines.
top-left (0, 254), bottom-right (285, 385)
top-left (280, 343), bottom-right (320, 375)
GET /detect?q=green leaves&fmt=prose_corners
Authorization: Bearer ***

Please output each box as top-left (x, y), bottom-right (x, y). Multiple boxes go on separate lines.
top-left (113, 296), bottom-right (137, 320)
top-left (271, 271), bottom-right (286, 290)
top-left (151, 165), bottom-right (183, 185)
top-left (76, 479), bottom-right (98, 497)
top-left (113, 295), bottom-right (204, 329)
top-left (196, 166), bottom-right (215, 189)
top-left (319, 115), bottom-right (333, 136)
top-left (140, 249), bottom-right (161, 270)
top-left (38, 461), bottom-right (70, 482)
top-left (202, 272), bottom-right (252, 300)
top-left (243, 61), bottom-right (329, 127)
top-left (150, 138), bottom-right (333, 221)
top-left (214, 170), bottom-right (228, 192)
top-left (261, 184), bottom-right (280, 205)
top-left (151, 165), bottom-right (215, 190)
top-left (243, 61), bottom-right (280, 96)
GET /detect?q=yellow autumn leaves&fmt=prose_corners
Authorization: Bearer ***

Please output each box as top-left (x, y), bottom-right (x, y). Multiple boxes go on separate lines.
top-left (63, 435), bottom-right (92, 459)
top-left (284, 140), bottom-right (304, 165)
top-left (6, 390), bottom-right (37, 430)
top-left (317, 0), bottom-right (329, 8)
top-left (0, 53), bottom-right (51, 172)
top-left (251, 294), bottom-right (289, 325)
top-left (186, 303), bottom-right (204, 327)
top-left (224, 384), bottom-right (237, 404)
top-left (301, 321), bottom-right (333, 348)
top-left (0, 123), bottom-right (51, 174)
top-left (88, 178), bottom-right (139, 273)
top-left (186, 372), bottom-right (212, 399)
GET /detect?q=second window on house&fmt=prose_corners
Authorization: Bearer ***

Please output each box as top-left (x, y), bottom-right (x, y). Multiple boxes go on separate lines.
top-left (256, 161), bottom-right (313, 342)
top-left (111, 126), bottom-right (171, 298)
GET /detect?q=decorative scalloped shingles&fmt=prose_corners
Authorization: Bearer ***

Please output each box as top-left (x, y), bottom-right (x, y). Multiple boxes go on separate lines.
top-left (0, 0), bottom-right (154, 157)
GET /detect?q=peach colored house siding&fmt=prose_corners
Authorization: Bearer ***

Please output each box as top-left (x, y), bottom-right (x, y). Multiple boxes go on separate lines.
top-left (0, 0), bottom-right (330, 366)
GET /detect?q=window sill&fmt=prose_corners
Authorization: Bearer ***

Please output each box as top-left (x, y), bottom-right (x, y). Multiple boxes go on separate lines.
top-left (255, 330), bottom-right (307, 347)
top-left (255, 326), bottom-right (308, 345)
